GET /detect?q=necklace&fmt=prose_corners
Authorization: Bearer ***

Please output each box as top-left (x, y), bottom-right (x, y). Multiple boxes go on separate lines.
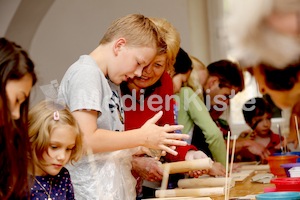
top-left (34, 177), bottom-right (52, 200)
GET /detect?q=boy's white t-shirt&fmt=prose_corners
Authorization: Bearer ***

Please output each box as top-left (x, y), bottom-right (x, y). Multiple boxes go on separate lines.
top-left (58, 55), bottom-right (136, 200)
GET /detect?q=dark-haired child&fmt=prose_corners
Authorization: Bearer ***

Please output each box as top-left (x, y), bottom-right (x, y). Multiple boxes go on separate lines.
top-left (237, 97), bottom-right (284, 163)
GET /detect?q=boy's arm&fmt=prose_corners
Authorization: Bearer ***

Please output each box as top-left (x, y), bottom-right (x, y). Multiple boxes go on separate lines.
top-left (72, 110), bottom-right (189, 155)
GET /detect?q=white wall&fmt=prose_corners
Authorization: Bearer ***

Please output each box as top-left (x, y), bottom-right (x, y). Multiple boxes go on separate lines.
top-left (0, 0), bottom-right (21, 36)
top-left (1, 0), bottom-right (212, 105)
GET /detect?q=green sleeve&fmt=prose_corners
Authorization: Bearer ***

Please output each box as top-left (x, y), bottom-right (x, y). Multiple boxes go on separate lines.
top-left (177, 87), bottom-right (226, 166)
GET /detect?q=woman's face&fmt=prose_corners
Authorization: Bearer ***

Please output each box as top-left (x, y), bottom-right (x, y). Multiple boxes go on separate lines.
top-left (128, 54), bottom-right (167, 89)
top-left (172, 70), bottom-right (192, 94)
top-left (252, 66), bottom-right (300, 109)
top-left (5, 73), bottom-right (33, 120)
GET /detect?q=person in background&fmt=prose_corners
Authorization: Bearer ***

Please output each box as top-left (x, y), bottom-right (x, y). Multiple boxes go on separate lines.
top-left (58, 14), bottom-right (188, 200)
top-left (28, 100), bottom-right (83, 200)
top-left (226, 0), bottom-right (300, 128)
top-left (187, 56), bottom-right (208, 97)
top-left (225, 0), bottom-right (300, 69)
top-left (121, 18), bottom-right (206, 199)
top-left (0, 37), bottom-right (37, 199)
top-left (189, 62), bottom-right (274, 161)
top-left (172, 53), bottom-right (231, 178)
top-left (121, 17), bottom-right (180, 199)
top-left (176, 59), bottom-right (244, 166)
top-left (288, 101), bottom-right (300, 149)
top-left (237, 97), bottom-right (284, 163)
top-left (172, 48), bottom-right (193, 94)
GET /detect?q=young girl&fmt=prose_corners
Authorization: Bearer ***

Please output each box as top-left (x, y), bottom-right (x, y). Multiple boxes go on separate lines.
top-left (237, 97), bottom-right (284, 163)
top-left (28, 100), bottom-right (83, 200)
top-left (0, 37), bottom-right (37, 199)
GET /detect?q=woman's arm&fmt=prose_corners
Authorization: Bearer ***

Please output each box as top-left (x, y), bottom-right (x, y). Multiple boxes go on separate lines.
top-left (179, 87), bottom-right (227, 166)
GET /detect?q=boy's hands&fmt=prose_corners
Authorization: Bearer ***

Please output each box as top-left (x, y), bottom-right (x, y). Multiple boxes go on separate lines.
top-left (141, 111), bottom-right (189, 156)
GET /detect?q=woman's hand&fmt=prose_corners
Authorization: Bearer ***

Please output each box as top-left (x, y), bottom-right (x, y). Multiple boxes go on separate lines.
top-left (185, 150), bottom-right (208, 160)
top-left (132, 156), bottom-right (163, 182)
top-left (185, 150), bottom-right (209, 178)
top-left (208, 162), bottom-right (226, 177)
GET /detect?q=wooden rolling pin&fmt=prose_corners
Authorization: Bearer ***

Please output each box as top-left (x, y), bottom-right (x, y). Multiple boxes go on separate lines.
top-left (162, 158), bottom-right (213, 174)
top-left (178, 177), bottom-right (234, 188)
top-left (155, 187), bottom-right (224, 198)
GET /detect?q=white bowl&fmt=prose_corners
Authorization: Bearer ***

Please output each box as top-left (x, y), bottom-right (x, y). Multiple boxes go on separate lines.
top-left (289, 167), bottom-right (300, 177)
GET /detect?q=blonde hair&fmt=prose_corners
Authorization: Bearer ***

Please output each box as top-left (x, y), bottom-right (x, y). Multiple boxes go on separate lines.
top-left (28, 100), bottom-right (83, 167)
top-left (150, 17), bottom-right (181, 74)
top-left (187, 56), bottom-right (208, 96)
top-left (100, 14), bottom-right (166, 53)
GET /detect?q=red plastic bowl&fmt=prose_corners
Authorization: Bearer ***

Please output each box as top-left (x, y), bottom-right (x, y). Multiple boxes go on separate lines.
top-left (271, 177), bottom-right (300, 192)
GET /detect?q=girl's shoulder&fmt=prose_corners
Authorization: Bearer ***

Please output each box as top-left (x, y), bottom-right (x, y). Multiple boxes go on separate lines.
top-left (59, 167), bottom-right (71, 177)
top-left (50, 167), bottom-right (72, 185)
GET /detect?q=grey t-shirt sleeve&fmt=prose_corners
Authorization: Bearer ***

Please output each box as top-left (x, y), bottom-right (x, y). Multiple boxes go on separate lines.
top-left (59, 56), bottom-right (108, 112)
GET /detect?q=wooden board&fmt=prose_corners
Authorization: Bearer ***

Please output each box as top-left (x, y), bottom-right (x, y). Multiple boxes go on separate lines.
top-left (144, 198), bottom-right (212, 200)
top-left (155, 187), bottom-right (224, 198)
top-left (239, 164), bottom-right (270, 171)
top-left (231, 170), bottom-right (255, 182)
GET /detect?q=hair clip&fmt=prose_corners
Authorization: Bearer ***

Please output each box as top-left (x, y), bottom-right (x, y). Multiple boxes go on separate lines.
top-left (53, 111), bottom-right (60, 121)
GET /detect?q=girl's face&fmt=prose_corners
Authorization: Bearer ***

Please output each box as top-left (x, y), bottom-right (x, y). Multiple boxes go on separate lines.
top-left (35, 125), bottom-right (76, 176)
top-left (252, 113), bottom-right (272, 137)
top-left (5, 73), bottom-right (33, 120)
top-left (128, 54), bottom-right (166, 89)
top-left (109, 42), bottom-right (157, 85)
top-left (172, 70), bottom-right (192, 94)
top-left (252, 66), bottom-right (300, 108)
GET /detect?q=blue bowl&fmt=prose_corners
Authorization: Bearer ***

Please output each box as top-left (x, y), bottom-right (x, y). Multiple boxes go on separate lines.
top-left (290, 152), bottom-right (300, 156)
top-left (273, 152), bottom-right (300, 162)
top-left (273, 152), bottom-right (295, 156)
top-left (256, 192), bottom-right (300, 200)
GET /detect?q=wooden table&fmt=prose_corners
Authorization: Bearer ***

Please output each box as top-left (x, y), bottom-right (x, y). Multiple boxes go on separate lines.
top-left (145, 166), bottom-right (275, 200)
top-left (212, 171), bottom-right (275, 200)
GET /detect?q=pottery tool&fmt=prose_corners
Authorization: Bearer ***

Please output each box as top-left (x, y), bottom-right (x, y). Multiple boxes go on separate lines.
top-left (229, 135), bottom-right (237, 177)
top-left (226, 134), bottom-right (237, 198)
top-left (295, 115), bottom-right (300, 148)
top-left (277, 124), bottom-right (285, 153)
top-left (225, 131), bottom-right (231, 200)
top-left (160, 163), bottom-right (170, 198)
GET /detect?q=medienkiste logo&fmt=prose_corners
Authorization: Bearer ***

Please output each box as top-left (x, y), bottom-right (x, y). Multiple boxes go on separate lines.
top-left (40, 80), bottom-right (257, 112)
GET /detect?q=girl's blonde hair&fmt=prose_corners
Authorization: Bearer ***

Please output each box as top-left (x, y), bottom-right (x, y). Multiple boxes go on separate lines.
top-left (28, 100), bottom-right (83, 167)
top-left (187, 56), bottom-right (208, 97)
top-left (100, 14), bottom-right (166, 54)
top-left (150, 17), bottom-right (181, 74)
